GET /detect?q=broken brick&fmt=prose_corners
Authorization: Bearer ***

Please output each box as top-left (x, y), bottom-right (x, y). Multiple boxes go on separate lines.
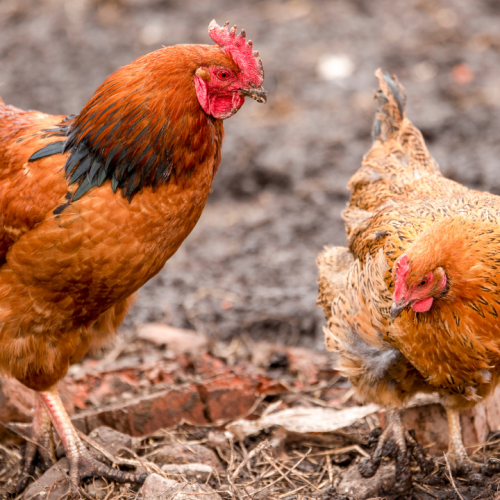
top-left (198, 374), bottom-right (257, 422)
top-left (72, 384), bottom-right (208, 437)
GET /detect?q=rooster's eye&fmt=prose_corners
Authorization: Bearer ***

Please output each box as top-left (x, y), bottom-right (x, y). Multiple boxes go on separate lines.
top-left (419, 278), bottom-right (428, 287)
top-left (218, 71), bottom-right (230, 79)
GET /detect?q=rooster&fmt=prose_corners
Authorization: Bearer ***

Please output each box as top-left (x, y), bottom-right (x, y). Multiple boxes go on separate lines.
top-left (0, 20), bottom-right (266, 493)
top-left (317, 70), bottom-right (500, 494)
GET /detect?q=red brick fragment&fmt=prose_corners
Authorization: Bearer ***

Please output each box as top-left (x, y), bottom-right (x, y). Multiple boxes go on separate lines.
top-left (198, 375), bottom-right (257, 423)
top-left (72, 384), bottom-right (208, 437)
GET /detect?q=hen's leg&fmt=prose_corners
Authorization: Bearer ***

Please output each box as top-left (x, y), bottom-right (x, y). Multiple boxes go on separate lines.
top-left (444, 407), bottom-right (500, 480)
top-left (445, 407), bottom-right (476, 475)
top-left (359, 408), bottom-right (412, 494)
top-left (39, 386), bottom-right (146, 494)
top-left (359, 407), bottom-right (432, 495)
top-left (16, 395), bottom-right (56, 493)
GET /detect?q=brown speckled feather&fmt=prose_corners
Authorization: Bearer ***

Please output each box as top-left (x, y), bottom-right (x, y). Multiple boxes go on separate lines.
top-left (319, 70), bottom-right (500, 411)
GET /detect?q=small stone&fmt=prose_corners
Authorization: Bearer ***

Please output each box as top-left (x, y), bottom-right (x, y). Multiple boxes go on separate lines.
top-left (87, 426), bottom-right (135, 459)
top-left (150, 443), bottom-right (221, 470)
top-left (86, 478), bottom-right (108, 500)
top-left (161, 463), bottom-right (213, 481)
top-left (23, 458), bottom-right (69, 500)
top-left (139, 474), bottom-right (221, 500)
top-left (337, 464), bottom-right (395, 500)
top-left (139, 474), bottom-right (178, 497)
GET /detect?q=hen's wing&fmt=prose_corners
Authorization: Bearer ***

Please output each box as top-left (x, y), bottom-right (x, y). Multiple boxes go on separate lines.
top-left (317, 246), bottom-right (431, 407)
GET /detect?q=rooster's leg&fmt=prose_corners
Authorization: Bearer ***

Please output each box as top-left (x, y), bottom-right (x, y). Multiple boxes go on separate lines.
top-left (38, 386), bottom-right (147, 493)
top-left (16, 395), bottom-right (56, 493)
top-left (359, 407), bottom-right (431, 495)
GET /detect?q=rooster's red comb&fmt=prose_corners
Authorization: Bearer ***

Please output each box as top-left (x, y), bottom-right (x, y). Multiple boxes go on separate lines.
top-left (208, 20), bottom-right (264, 87)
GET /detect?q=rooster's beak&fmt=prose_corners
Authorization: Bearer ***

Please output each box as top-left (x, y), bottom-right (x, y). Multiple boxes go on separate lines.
top-left (240, 86), bottom-right (267, 103)
top-left (390, 300), bottom-right (409, 320)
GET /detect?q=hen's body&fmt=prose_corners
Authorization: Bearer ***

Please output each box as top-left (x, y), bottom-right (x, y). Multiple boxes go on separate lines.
top-left (318, 70), bottom-right (500, 492)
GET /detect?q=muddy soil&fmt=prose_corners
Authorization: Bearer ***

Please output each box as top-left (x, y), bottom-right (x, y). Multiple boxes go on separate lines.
top-left (1, 0), bottom-right (500, 346)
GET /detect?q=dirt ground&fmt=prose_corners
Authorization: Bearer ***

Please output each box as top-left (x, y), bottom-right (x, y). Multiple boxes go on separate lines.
top-left (2, 0), bottom-right (500, 347)
top-left (2, 1), bottom-right (500, 498)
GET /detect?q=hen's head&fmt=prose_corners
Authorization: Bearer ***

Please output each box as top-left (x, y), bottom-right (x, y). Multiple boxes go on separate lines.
top-left (194, 20), bottom-right (266, 119)
top-left (391, 254), bottom-right (448, 320)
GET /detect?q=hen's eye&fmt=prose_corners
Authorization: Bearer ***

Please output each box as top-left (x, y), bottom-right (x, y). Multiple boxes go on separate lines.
top-left (218, 71), bottom-right (230, 79)
top-left (419, 278), bottom-right (428, 287)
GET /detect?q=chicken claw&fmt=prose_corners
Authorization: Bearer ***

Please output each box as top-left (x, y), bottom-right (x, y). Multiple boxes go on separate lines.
top-left (358, 408), bottom-right (432, 495)
top-left (35, 387), bottom-right (146, 494)
top-left (445, 407), bottom-right (488, 483)
top-left (16, 396), bottom-right (56, 494)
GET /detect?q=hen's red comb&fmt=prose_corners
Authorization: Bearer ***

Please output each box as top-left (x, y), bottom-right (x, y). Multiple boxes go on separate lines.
top-left (208, 20), bottom-right (264, 87)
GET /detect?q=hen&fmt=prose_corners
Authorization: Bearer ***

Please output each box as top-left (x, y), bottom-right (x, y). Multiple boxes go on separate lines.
top-left (318, 69), bottom-right (500, 493)
top-left (0, 20), bottom-right (266, 493)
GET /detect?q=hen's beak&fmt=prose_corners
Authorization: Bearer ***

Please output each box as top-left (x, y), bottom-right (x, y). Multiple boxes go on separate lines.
top-left (240, 86), bottom-right (267, 103)
top-left (390, 300), bottom-right (410, 320)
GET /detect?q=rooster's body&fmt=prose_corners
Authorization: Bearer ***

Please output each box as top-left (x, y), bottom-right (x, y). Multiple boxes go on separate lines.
top-left (318, 70), bottom-right (500, 493)
top-left (0, 21), bottom-right (266, 493)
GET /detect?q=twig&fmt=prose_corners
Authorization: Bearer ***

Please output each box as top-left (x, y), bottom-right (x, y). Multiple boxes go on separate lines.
top-left (261, 452), bottom-right (296, 489)
top-left (226, 473), bottom-right (245, 500)
top-left (231, 441), bottom-right (270, 480)
top-left (0, 443), bottom-right (22, 461)
top-left (278, 457), bottom-right (321, 493)
top-left (277, 485), bottom-right (307, 498)
top-left (444, 453), bottom-right (465, 500)
top-left (413, 482), bottom-right (439, 499)
top-left (250, 449), bottom-right (312, 496)
top-left (103, 483), bottom-right (116, 500)
top-left (326, 454), bottom-right (333, 486)
top-left (161, 430), bottom-right (197, 454)
top-left (305, 445), bottom-right (370, 459)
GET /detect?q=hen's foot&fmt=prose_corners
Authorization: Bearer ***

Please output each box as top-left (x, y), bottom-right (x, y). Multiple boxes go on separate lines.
top-left (445, 407), bottom-right (484, 484)
top-left (359, 408), bottom-right (431, 496)
top-left (38, 387), bottom-right (147, 495)
top-left (405, 429), bottom-right (434, 475)
top-left (16, 396), bottom-right (56, 494)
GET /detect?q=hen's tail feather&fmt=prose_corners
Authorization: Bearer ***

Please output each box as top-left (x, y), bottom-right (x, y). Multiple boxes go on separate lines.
top-left (372, 68), bottom-right (407, 144)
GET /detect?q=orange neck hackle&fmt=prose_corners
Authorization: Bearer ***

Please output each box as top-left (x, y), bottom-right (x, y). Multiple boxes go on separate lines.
top-left (392, 216), bottom-right (493, 319)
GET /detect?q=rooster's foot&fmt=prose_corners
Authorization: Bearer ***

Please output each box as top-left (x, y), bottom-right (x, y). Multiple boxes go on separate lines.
top-left (359, 408), bottom-right (431, 496)
top-left (15, 396), bottom-right (56, 494)
top-left (67, 442), bottom-right (147, 495)
top-left (38, 387), bottom-right (146, 495)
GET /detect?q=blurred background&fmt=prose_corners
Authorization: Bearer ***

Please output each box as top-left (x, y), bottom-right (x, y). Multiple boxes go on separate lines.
top-left (1, 0), bottom-right (500, 348)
